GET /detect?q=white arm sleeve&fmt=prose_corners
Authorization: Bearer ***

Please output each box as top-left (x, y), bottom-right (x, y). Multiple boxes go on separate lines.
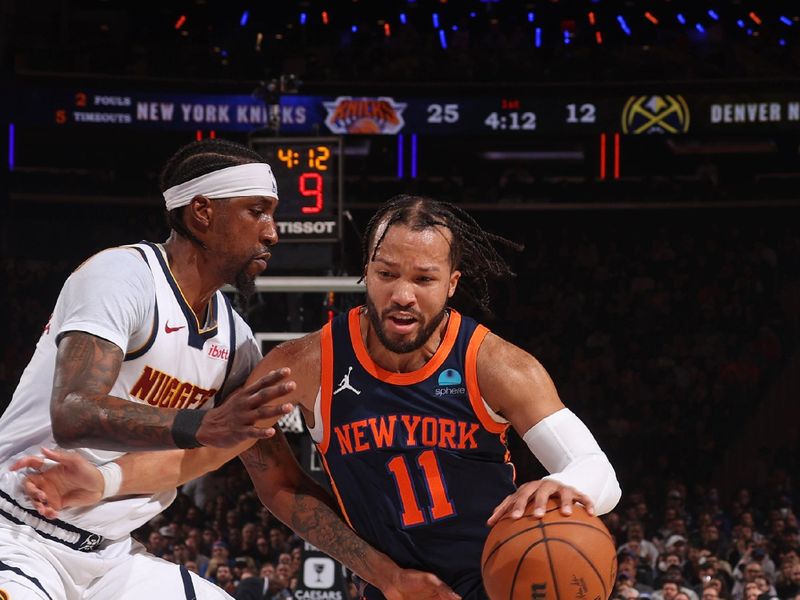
top-left (522, 408), bottom-right (621, 515)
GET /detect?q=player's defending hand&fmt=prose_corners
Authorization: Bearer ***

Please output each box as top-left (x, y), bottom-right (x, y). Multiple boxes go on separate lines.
top-left (486, 479), bottom-right (595, 525)
top-left (383, 569), bottom-right (461, 600)
top-left (196, 368), bottom-right (296, 447)
top-left (11, 447), bottom-right (102, 519)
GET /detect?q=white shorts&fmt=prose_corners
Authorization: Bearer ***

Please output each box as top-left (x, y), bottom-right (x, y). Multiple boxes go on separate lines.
top-left (0, 519), bottom-right (232, 600)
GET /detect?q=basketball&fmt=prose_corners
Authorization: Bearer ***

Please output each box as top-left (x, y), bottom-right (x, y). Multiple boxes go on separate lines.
top-left (481, 499), bottom-right (617, 600)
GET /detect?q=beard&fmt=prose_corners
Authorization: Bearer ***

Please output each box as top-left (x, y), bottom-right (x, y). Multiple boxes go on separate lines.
top-left (234, 268), bottom-right (256, 299)
top-left (227, 248), bottom-right (269, 299)
top-left (365, 294), bottom-right (448, 354)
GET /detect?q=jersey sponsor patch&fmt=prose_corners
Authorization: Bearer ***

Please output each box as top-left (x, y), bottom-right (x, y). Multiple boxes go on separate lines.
top-left (207, 343), bottom-right (229, 361)
top-left (437, 369), bottom-right (462, 386)
top-left (435, 368), bottom-right (466, 396)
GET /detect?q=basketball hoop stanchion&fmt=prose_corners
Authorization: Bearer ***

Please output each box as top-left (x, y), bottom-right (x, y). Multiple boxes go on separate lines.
top-left (225, 276), bottom-right (365, 433)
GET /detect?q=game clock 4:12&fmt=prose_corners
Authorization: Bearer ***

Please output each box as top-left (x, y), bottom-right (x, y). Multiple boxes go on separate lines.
top-left (250, 137), bottom-right (343, 242)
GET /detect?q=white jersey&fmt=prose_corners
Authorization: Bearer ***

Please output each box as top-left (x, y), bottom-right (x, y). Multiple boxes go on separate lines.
top-left (0, 242), bottom-right (261, 543)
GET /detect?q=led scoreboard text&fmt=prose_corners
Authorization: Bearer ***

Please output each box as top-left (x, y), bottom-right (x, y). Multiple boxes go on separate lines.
top-left (251, 137), bottom-right (342, 242)
top-left (17, 86), bottom-right (800, 138)
top-left (276, 145), bottom-right (330, 214)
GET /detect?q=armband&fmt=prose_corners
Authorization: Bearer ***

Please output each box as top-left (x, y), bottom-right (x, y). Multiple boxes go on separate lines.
top-left (98, 462), bottom-right (123, 499)
top-left (171, 409), bottom-right (206, 449)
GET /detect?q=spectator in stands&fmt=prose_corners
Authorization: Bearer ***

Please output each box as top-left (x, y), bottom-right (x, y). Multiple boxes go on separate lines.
top-left (185, 560), bottom-right (200, 575)
top-left (185, 532), bottom-right (211, 576)
top-left (616, 574), bottom-right (645, 600)
top-left (653, 579), bottom-right (684, 600)
top-left (775, 562), bottom-right (800, 600)
top-left (147, 529), bottom-right (168, 557)
top-left (656, 553), bottom-right (686, 588)
top-left (733, 561), bottom-right (771, 600)
top-left (623, 521), bottom-right (661, 569)
top-left (753, 574), bottom-right (779, 600)
top-left (210, 564), bottom-right (236, 597)
top-left (619, 550), bottom-right (656, 591)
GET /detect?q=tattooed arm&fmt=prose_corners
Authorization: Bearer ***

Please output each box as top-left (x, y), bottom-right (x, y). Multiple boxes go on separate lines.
top-left (240, 434), bottom-right (460, 600)
top-left (50, 332), bottom-right (294, 451)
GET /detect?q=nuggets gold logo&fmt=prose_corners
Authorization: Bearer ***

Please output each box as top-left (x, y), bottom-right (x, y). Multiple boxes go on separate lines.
top-left (621, 95), bottom-right (690, 134)
top-left (0, 588), bottom-right (9, 600)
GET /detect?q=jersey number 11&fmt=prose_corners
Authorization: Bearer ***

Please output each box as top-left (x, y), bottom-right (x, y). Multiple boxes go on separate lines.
top-left (387, 450), bottom-right (455, 527)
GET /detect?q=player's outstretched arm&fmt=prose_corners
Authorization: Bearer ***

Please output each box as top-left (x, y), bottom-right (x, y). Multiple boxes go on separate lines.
top-left (240, 434), bottom-right (460, 600)
top-left (50, 331), bottom-right (295, 451)
top-left (478, 333), bottom-right (621, 525)
top-left (12, 440), bottom-right (255, 519)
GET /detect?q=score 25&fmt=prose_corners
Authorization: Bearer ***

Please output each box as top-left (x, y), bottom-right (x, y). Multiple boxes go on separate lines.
top-left (426, 103), bottom-right (460, 124)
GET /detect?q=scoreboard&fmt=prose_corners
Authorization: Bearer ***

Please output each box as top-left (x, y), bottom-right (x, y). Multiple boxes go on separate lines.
top-left (12, 82), bottom-right (800, 137)
top-left (250, 137), bottom-right (342, 242)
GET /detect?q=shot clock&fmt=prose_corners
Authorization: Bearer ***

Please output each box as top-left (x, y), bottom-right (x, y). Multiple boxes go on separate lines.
top-left (250, 137), bottom-right (343, 242)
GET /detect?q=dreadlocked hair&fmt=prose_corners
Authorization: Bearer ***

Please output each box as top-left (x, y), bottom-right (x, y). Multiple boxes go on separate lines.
top-left (362, 194), bottom-right (523, 315)
top-left (159, 139), bottom-right (266, 247)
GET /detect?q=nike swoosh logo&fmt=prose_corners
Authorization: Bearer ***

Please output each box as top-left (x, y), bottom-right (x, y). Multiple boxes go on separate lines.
top-left (164, 321), bottom-right (186, 334)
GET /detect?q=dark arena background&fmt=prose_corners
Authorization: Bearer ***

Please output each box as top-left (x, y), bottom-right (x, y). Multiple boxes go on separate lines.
top-left (1, 1), bottom-right (799, 599)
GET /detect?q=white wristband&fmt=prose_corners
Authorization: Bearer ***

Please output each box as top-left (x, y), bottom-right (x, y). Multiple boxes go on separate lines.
top-left (98, 462), bottom-right (123, 499)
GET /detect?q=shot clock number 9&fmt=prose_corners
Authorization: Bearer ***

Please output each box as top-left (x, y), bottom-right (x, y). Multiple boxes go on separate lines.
top-left (276, 145), bottom-right (331, 214)
top-left (251, 137), bottom-right (342, 242)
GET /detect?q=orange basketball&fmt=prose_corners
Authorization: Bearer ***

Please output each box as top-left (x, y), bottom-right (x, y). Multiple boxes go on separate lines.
top-left (481, 499), bottom-right (617, 600)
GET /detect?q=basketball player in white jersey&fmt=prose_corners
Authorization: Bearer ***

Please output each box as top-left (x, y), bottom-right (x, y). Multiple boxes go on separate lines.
top-left (0, 141), bottom-right (457, 600)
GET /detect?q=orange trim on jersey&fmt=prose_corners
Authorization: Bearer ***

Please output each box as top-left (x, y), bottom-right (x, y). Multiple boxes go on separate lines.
top-left (465, 325), bottom-right (508, 435)
top-left (318, 323), bottom-right (334, 455)
top-left (317, 447), bottom-right (354, 529)
top-left (348, 307), bottom-right (462, 385)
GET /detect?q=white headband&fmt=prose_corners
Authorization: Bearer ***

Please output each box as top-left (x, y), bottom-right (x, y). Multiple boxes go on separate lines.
top-left (163, 163), bottom-right (278, 211)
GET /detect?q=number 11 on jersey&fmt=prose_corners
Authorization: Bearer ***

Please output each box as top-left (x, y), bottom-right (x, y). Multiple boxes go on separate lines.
top-left (387, 450), bottom-right (455, 527)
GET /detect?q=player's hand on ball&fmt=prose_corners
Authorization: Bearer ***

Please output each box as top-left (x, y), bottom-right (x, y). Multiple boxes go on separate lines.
top-left (487, 479), bottom-right (595, 526)
top-left (384, 569), bottom-right (461, 600)
top-left (10, 447), bottom-right (104, 519)
top-left (197, 368), bottom-right (296, 447)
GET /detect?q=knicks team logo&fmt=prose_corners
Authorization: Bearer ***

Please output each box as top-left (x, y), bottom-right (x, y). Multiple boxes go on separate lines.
top-left (324, 96), bottom-right (407, 134)
top-left (435, 369), bottom-right (465, 397)
top-left (621, 95), bottom-right (690, 134)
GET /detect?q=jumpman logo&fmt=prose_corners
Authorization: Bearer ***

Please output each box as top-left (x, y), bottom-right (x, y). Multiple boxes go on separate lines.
top-left (334, 366), bottom-right (361, 395)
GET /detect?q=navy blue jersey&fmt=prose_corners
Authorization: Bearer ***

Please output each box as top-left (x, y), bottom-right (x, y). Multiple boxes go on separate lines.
top-left (316, 307), bottom-right (517, 600)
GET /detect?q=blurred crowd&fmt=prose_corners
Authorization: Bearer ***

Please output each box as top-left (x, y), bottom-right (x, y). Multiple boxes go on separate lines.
top-left (608, 484), bottom-right (799, 600)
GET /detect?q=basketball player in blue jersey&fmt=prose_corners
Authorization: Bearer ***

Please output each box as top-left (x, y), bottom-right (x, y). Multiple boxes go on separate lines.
top-left (0, 143), bottom-right (456, 600)
top-left (14, 195), bottom-right (620, 599)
